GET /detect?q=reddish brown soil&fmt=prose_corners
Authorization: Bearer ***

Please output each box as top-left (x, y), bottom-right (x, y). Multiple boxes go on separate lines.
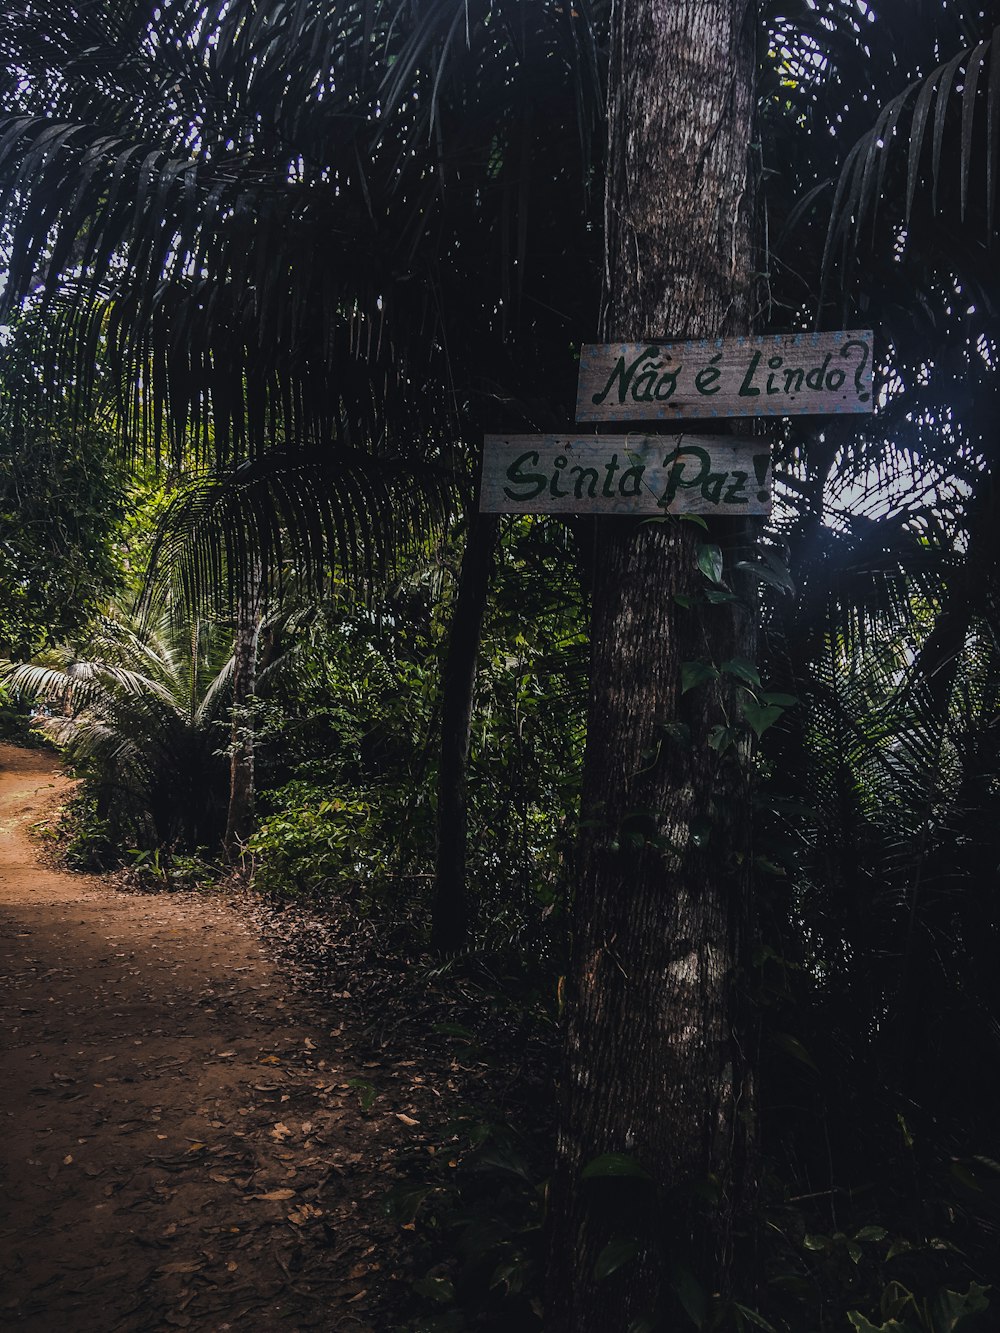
top-left (0, 744), bottom-right (398, 1331)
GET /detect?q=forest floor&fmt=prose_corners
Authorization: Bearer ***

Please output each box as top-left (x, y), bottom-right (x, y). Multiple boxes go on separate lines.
top-left (0, 742), bottom-right (450, 1332)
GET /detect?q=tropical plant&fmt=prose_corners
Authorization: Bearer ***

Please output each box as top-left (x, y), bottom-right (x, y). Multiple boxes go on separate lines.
top-left (0, 0), bottom-right (608, 935)
top-left (1, 612), bottom-right (235, 855)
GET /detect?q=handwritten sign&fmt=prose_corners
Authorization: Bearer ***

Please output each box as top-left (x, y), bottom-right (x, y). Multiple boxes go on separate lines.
top-left (575, 330), bottom-right (873, 422)
top-left (480, 435), bottom-right (771, 515)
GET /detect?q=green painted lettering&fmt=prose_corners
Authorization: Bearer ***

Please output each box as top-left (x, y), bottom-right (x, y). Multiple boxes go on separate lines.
top-left (694, 355), bottom-right (722, 395)
top-left (592, 345), bottom-right (659, 405)
top-left (502, 451), bottom-right (547, 502)
top-left (739, 350), bottom-right (763, 396)
top-left (550, 455), bottom-right (569, 498)
top-left (805, 353), bottom-right (831, 390)
top-left (571, 466), bottom-right (599, 500)
top-left (701, 471), bottom-right (725, 504)
top-left (602, 454), bottom-right (621, 497)
top-left (659, 446), bottom-right (711, 507)
top-left (619, 463), bottom-right (645, 497)
top-left (654, 364), bottom-right (683, 399)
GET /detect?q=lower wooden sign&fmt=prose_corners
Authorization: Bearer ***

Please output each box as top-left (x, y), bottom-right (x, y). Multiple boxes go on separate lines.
top-left (480, 435), bottom-right (772, 515)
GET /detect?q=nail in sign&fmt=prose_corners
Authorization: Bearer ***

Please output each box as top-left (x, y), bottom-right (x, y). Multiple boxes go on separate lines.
top-left (480, 436), bottom-right (772, 515)
top-left (575, 330), bottom-right (873, 422)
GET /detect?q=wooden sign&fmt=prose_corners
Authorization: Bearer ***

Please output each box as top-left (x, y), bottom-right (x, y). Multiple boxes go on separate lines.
top-left (575, 329), bottom-right (873, 422)
top-left (480, 435), bottom-right (771, 515)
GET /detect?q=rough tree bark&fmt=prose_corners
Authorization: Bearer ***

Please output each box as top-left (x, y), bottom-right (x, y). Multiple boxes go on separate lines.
top-left (548, 2), bottom-right (759, 1328)
top-left (431, 509), bottom-right (500, 953)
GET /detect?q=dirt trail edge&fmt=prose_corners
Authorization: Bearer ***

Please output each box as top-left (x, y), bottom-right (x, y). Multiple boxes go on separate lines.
top-left (0, 744), bottom-right (393, 1332)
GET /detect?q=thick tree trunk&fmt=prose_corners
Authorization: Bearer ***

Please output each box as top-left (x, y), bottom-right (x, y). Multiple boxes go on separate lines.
top-left (223, 576), bottom-right (263, 860)
top-left (431, 511), bottom-right (499, 953)
top-left (548, 3), bottom-right (758, 1329)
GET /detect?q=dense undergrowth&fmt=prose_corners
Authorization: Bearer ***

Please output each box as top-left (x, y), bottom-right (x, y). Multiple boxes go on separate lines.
top-left (17, 512), bottom-right (996, 1331)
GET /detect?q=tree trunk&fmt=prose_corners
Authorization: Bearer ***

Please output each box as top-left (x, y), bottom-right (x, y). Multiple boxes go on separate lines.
top-left (431, 510), bottom-right (499, 953)
top-left (548, 3), bottom-right (759, 1328)
top-left (223, 575), bottom-right (263, 860)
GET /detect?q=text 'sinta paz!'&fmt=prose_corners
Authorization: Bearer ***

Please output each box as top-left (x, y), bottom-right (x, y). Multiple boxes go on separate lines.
top-left (480, 436), bottom-right (772, 516)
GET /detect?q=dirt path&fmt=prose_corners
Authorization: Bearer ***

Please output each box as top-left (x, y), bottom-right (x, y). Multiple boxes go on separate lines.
top-left (0, 745), bottom-right (394, 1332)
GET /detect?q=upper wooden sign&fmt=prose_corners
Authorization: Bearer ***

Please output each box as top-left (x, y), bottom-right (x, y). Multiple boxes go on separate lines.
top-left (575, 329), bottom-right (874, 422)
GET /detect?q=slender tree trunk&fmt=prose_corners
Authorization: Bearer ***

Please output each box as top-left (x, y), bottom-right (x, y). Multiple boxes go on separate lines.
top-left (431, 510), bottom-right (499, 953)
top-left (224, 574), bottom-right (263, 859)
top-left (548, 3), bottom-right (759, 1328)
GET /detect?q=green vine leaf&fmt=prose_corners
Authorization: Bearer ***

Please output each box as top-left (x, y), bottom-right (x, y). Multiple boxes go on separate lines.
top-left (581, 1152), bottom-right (652, 1181)
top-left (697, 542), bottom-right (725, 586)
top-left (742, 697), bottom-right (786, 737)
top-left (594, 1236), bottom-right (640, 1280)
top-left (722, 656), bottom-right (761, 687)
top-left (681, 661), bottom-right (719, 693)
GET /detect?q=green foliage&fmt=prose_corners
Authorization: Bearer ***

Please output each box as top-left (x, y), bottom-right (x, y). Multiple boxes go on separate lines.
top-left (249, 517), bottom-right (586, 949)
top-left (247, 784), bottom-right (388, 901)
top-left (386, 1119), bottom-right (547, 1333)
top-left (2, 612), bottom-right (233, 859)
top-left (0, 420), bottom-right (128, 657)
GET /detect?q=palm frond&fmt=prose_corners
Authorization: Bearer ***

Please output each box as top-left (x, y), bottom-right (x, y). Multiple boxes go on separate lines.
top-left (139, 447), bottom-right (456, 612)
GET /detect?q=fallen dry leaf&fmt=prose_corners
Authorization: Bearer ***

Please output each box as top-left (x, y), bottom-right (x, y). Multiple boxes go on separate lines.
top-left (269, 1122), bottom-right (292, 1141)
top-left (395, 1113), bottom-right (420, 1127)
top-left (252, 1188), bottom-right (296, 1201)
top-left (287, 1203), bottom-right (323, 1226)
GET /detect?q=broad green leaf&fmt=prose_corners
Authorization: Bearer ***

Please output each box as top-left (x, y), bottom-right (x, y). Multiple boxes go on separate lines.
top-left (742, 697), bottom-right (785, 738)
top-left (854, 1226), bottom-right (888, 1243)
top-left (347, 1077), bottom-right (377, 1111)
top-left (697, 542), bottom-right (725, 586)
top-left (490, 1255), bottom-right (529, 1296)
top-left (774, 1032), bottom-right (819, 1072)
top-left (705, 588), bottom-right (740, 604)
top-left (722, 656), bottom-right (761, 687)
top-left (846, 1315), bottom-right (910, 1333)
top-left (708, 725), bottom-right (737, 754)
top-left (594, 1236), bottom-right (640, 1280)
top-left (930, 1281), bottom-right (991, 1331)
top-left (761, 692), bottom-right (798, 708)
top-left (412, 1275), bottom-right (456, 1305)
top-left (681, 661), bottom-right (719, 693)
top-left (950, 1160), bottom-right (982, 1192)
top-left (670, 1262), bottom-right (708, 1328)
top-left (581, 1152), bottom-right (652, 1182)
top-left (679, 513), bottom-right (709, 530)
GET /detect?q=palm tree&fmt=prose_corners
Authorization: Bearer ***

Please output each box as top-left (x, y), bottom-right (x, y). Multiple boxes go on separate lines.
top-left (2, 611), bottom-right (234, 852)
top-left (0, 0), bottom-right (607, 937)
